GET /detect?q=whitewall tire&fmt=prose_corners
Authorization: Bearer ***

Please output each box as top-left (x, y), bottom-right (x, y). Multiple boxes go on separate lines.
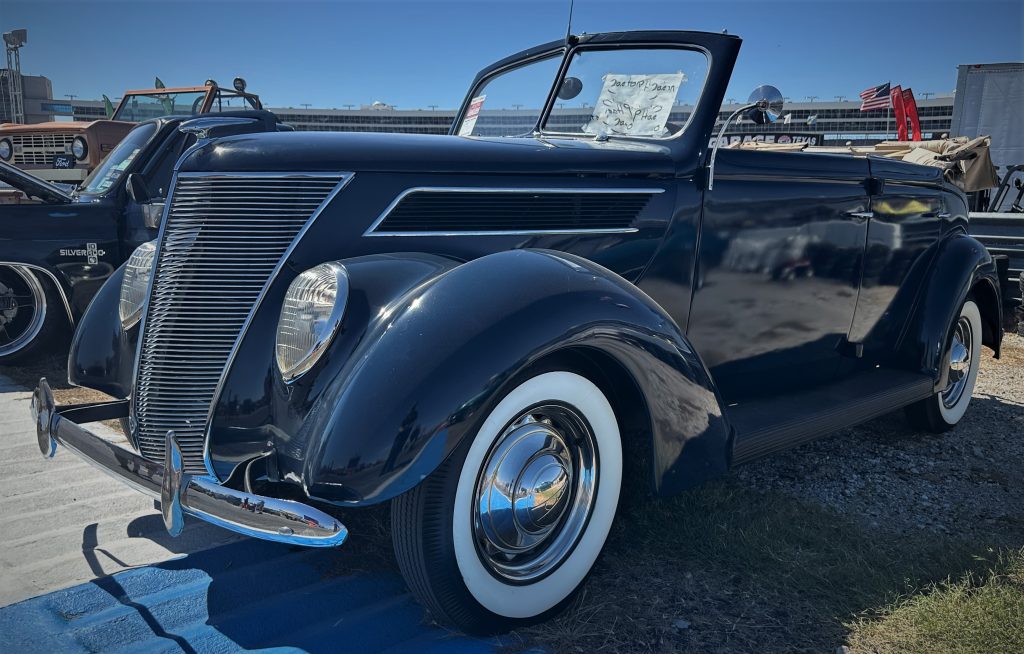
top-left (906, 299), bottom-right (982, 432)
top-left (391, 370), bottom-right (622, 634)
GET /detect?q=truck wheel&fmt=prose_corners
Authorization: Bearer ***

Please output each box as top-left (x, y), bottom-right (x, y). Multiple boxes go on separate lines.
top-left (905, 299), bottom-right (982, 432)
top-left (391, 370), bottom-right (622, 635)
top-left (0, 266), bottom-right (67, 366)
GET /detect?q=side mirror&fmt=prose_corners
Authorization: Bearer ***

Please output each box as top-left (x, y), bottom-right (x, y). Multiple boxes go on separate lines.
top-left (125, 173), bottom-right (151, 204)
top-left (745, 85), bottom-right (784, 125)
top-left (707, 84), bottom-right (785, 191)
top-left (558, 77), bottom-right (584, 101)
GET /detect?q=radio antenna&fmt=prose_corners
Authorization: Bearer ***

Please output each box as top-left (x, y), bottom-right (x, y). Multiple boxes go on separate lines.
top-left (565, 0), bottom-right (575, 42)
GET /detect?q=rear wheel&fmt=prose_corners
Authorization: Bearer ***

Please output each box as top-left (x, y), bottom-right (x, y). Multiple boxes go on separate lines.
top-left (905, 299), bottom-right (982, 432)
top-left (0, 266), bottom-right (66, 365)
top-left (391, 370), bottom-right (622, 634)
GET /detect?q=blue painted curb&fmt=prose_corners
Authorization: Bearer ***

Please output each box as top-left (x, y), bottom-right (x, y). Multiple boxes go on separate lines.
top-left (0, 538), bottom-right (501, 653)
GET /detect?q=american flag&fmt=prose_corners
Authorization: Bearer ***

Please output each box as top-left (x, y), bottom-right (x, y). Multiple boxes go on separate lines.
top-left (859, 82), bottom-right (891, 111)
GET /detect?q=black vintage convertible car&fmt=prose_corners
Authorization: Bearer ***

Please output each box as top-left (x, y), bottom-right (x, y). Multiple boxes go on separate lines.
top-left (31, 31), bottom-right (1003, 634)
top-left (0, 110), bottom-right (286, 364)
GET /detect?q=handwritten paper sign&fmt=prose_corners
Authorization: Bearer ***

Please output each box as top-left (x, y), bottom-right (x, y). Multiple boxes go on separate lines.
top-left (458, 95), bottom-right (486, 136)
top-left (583, 73), bottom-right (685, 137)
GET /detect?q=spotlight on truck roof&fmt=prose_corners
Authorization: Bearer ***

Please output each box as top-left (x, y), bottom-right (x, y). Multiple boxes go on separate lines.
top-left (233, 77), bottom-right (247, 93)
top-left (205, 79), bottom-right (218, 88)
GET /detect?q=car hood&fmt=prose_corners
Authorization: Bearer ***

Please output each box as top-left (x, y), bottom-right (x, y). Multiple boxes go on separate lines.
top-left (0, 160), bottom-right (73, 203)
top-left (177, 131), bottom-right (677, 177)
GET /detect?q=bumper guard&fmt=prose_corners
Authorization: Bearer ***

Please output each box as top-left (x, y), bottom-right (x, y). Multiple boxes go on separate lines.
top-left (30, 378), bottom-right (347, 548)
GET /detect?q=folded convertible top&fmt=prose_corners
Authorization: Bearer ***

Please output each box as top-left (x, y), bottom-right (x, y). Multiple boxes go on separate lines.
top-left (728, 136), bottom-right (1000, 191)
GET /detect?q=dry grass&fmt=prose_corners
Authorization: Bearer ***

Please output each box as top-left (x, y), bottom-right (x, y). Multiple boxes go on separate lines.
top-left (848, 548), bottom-right (1024, 654)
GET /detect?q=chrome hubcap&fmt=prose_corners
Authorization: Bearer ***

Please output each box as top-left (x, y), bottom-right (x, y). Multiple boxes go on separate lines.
top-left (942, 316), bottom-right (973, 409)
top-left (0, 266), bottom-right (46, 358)
top-left (473, 404), bottom-right (597, 582)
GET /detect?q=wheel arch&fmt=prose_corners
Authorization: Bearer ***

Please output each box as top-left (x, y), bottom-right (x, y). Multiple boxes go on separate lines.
top-left (292, 249), bottom-right (730, 506)
top-left (968, 275), bottom-right (1001, 358)
top-left (0, 262), bottom-right (74, 326)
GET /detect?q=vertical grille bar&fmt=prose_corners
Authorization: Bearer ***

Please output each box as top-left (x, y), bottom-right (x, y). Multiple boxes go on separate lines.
top-left (133, 172), bottom-right (349, 474)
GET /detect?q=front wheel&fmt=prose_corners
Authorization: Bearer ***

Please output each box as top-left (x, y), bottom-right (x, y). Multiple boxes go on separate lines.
top-left (905, 299), bottom-right (983, 432)
top-left (0, 266), bottom-right (66, 365)
top-left (391, 370), bottom-right (622, 635)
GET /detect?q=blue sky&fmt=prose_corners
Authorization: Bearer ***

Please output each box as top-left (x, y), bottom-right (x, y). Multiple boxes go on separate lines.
top-left (3, 0), bottom-right (1022, 109)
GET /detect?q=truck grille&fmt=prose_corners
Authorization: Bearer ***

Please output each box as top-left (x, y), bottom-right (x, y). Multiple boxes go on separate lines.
top-left (133, 172), bottom-right (349, 474)
top-left (11, 132), bottom-right (77, 166)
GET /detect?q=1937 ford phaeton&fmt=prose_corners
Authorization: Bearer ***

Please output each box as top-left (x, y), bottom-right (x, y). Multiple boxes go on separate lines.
top-left (31, 31), bottom-right (1003, 633)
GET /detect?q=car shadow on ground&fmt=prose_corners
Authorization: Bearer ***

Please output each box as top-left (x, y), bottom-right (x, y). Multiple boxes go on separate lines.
top-left (1, 506), bottom-right (498, 653)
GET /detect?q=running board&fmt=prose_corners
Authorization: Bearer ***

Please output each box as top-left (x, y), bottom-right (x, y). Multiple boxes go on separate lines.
top-left (731, 370), bottom-right (935, 465)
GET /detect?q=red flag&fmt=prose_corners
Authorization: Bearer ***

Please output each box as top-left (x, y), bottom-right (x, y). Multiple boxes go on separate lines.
top-left (902, 88), bottom-right (922, 141)
top-left (890, 85), bottom-right (908, 141)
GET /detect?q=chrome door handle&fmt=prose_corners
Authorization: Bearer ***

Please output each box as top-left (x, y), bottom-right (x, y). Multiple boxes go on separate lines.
top-left (845, 210), bottom-right (873, 219)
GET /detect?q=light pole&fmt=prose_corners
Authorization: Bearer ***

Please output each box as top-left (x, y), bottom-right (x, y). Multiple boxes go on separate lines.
top-left (834, 95), bottom-right (845, 102)
top-left (921, 92), bottom-right (934, 100)
top-left (300, 103), bottom-right (311, 109)
top-left (3, 29), bottom-right (28, 123)
top-left (806, 95), bottom-right (818, 103)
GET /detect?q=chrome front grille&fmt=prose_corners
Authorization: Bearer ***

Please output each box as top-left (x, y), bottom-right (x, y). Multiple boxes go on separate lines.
top-left (12, 132), bottom-right (77, 166)
top-left (133, 172), bottom-right (349, 473)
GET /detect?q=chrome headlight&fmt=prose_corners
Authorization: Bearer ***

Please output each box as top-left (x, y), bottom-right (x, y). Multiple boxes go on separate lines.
top-left (118, 241), bottom-right (156, 329)
top-left (275, 262), bottom-right (348, 381)
top-left (72, 136), bottom-right (88, 160)
top-left (0, 138), bottom-right (11, 161)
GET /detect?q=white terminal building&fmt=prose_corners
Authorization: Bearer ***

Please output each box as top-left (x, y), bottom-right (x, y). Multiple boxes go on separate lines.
top-left (56, 96), bottom-right (955, 146)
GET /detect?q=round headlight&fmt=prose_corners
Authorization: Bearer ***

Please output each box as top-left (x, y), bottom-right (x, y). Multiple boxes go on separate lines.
top-left (0, 138), bottom-right (11, 161)
top-left (119, 241), bottom-right (156, 329)
top-left (72, 136), bottom-right (88, 160)
top-left (276, 262), bottom-right (348, 381)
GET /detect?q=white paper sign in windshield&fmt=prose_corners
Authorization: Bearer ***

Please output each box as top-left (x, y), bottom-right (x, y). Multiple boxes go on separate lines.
top-left (583, 73), bottom-right (686, 137)
top-left (458, 95), bottom-right (486, 136)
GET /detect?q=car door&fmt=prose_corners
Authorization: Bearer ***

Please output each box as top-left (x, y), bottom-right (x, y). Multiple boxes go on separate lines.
top-left (0, 164), bottom-right (122, 317)
top-left (686, 148), bottom-right (871, 402)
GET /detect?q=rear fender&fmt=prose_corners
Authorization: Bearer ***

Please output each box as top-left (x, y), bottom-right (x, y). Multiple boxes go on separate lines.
top-left (293, 249), bottom-right (729, 505)
top-left (899, 232), bottom-right (1001, 386)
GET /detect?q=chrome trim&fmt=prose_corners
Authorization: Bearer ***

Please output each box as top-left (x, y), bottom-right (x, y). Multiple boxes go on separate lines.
top-left (127, 171), bottom-right (352, 477)
top-left (845, 211), bottom-right (874, 220)
top-left (202, 173), bottom-right (354, 470)
top-left (473, 405), bottom-right (597, 582)
top-left (0, 265), bottom-right (48, 358)
top-left (31, 378), bottom-right (347, 548)
top-left (364, 186), bottom-right (663, 237)
top-left (708, 102), bottom-right (758, 191)
top-left (942, 315), bottom-right (973, 409)
top-left (0, 262), bottom-right (74, 325)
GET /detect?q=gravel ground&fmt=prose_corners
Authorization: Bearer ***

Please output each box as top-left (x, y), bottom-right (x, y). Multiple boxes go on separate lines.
top-left (737, 333), bottom-right (1024, 544)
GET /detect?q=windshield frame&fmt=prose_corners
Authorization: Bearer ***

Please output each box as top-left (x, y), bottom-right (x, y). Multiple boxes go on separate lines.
top-left (454, 37), bottom-right (714, 144)
top-left (539, 43), bottom-right (713, 142)
top-left (78, 120), bottom-right (161, 196)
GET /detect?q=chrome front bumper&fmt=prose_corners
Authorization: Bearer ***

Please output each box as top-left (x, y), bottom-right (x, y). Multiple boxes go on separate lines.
top-left (30, 378), bottom-right (347, 548)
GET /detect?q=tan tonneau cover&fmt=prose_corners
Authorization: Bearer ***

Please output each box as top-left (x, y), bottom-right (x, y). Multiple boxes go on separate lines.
top-left (728, 136), bottom-right (999, 191)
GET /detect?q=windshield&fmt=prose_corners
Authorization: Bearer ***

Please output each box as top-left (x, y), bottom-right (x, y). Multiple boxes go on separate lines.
top-left (80, 121), bottom-right (158, 195)
top-left (456, 54), bottom-right (563, 137)
top-left (457, 45), bottom-right (710, 140)
top-left (544, 47), bottom-right (709, 138)
top-left (113, 90), bottom-right (209, 121)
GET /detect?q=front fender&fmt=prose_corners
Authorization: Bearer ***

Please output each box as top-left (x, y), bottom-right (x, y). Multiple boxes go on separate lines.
top-left (288, 249), bottom-right (728, 506)
top-left (67, 263), bottom-right (138, 398)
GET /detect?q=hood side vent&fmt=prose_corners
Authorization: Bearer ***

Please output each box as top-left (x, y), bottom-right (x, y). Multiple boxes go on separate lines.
top-left (367, 187), bottom-right (661, 236)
